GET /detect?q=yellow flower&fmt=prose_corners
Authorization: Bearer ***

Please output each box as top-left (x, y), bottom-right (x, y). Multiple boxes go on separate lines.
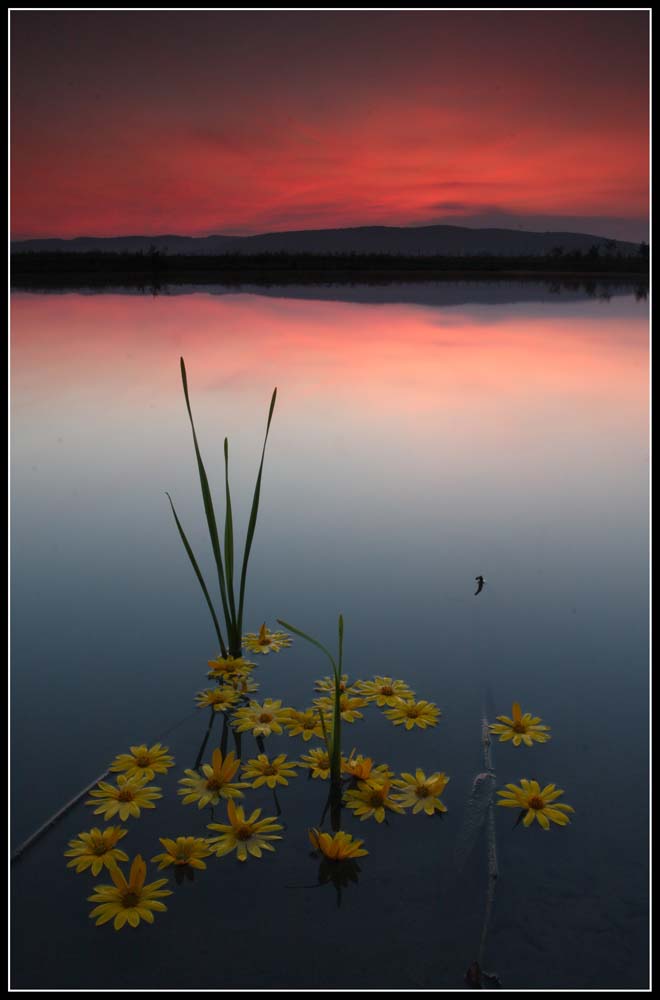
top-left (344, 780), bottom-right (405, 823)
top-left (392, 770), bottom-right (450, 815)
top-left (241, 753), bottom-right (299, 789)
top-left (313, 692), bottom-right (367, 723)
top-left (232, 699), bottom-right (289, 737)
top-left (109, 743), bottom-right (174, 781)
top-left (207, 655), bottom-right (255, 683)
top-left (178, 749), bottom-right (247, 808)
top-left (489, 702), bottom-right (551, 746)
top-left (341, 751), bottom-right (393, 785)
top-left (64, 826), bottom-right (129, 875)
top-left (384, 698), bottom-right (440, 730)
top-left (309, 828), bottom-right (368, 860)
top-left (206, 800), bottom-right (283, 861)
top-left (281, 707), bottom-right (329, 741)
top-left (497, 780), bottom-right (574, 829)
top-left (151, 836), bottom-right (212, 871)
top-left (231, 674), bottom-right (260, 696)
top-left (242, 622), bottom-right (292, 654)
top-left (356, 676), bottom-right (415, 707)
top-left (299, 746), bottom-right (332, 779)
top-left (195, 686), bottom-right (240, 712)
top-left (85, 774), bottom-right (162, 821)
top-left (88, 854), bottom-right (171, 930)
top-left (314, 674), bottom-right (357, 695)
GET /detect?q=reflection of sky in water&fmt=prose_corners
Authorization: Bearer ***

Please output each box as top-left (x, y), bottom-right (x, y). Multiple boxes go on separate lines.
top-left (10, 285), bottom-right (648, 987)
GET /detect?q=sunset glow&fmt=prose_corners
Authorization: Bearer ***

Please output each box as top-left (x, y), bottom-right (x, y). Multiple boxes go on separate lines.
top-left (10, 11), bottom-right (649, 241)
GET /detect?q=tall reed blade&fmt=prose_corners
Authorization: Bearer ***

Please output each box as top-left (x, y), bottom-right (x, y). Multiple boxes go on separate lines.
top-left (277, 615), bottom-right (344, 786)
top-left (223, 437), bottom-right (238, 645)
top-left (165, 493), bottom-right (227, 656)
top-left (332, 614), bottom-right (344, 777)
top-left (179, 357), bottom-right (233, 636)
top-left (237, 388), bottom-right (277, 634)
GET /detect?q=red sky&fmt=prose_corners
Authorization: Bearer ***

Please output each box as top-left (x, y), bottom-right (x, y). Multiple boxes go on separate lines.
top-left (10, 11), bottom-right (649, 241)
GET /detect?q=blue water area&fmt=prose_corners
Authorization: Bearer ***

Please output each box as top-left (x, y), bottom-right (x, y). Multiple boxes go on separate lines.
top-left (10, 279), bottom-right (649, 988)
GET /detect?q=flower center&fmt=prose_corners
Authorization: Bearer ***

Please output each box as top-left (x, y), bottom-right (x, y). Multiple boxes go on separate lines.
top-left (263, 765), bottom-right (278, 776)
top-left (528, 795), bottom-right (545, 810)
top-left (135, 754), bottom-right (151, 767)
top-left (381, 686), bottom-right (393, 696)
top-left (206, 777), bottom-right (222, 791)
top-left (259, 636), bottom-right (271, 646)
top-left (121, 891), bottom-right (140, 908)
top-left (117, 788), bottom-right (134, 802)
top-left (258, 713), bottom-right (273, 724)
top-left (369, 791), bottom-right (385, 807)
top-left (92, 841), bottom-right (108, 855)
top-left (405, 705), bottom-right (420, 717)
top-left (512, 722), bottom-right (527, 733)
top-left (236, 825), bottom-right (253, 841)
top-left (416, 786), bottom-right (430, 798)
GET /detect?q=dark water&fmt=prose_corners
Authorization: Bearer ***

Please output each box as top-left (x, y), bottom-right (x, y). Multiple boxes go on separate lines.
top-left (11, 281), bottom-right (649, 988)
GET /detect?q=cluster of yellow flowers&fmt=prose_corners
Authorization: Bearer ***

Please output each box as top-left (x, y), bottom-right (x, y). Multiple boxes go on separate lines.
top-left (66, 628), bottom-right (573, 931)
top-left (489, 702), bottom-right (574, 829)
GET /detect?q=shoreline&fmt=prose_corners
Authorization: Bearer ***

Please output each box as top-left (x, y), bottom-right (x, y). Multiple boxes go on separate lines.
top-left (10, 266), bottom-right (649, 292)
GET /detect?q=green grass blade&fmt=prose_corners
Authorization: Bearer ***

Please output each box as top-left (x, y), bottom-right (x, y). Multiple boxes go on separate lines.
top-left (166, 492), bottom-right (227, 656)
top-left (317, 707), bottom-right (331, 755)
top-left (276, 618), bottom-right (338, 674)
top-left (237, 387), bottom-right (277, 634)
top-left (179, 358), bottom-right (233, 634)
top-left (331, 679), bottom-right (342, 782)
top-left (223, 437), bottom-right (237, 636)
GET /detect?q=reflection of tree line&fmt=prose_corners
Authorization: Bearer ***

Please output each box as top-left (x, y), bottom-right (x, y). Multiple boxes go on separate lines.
top-left (10, 247), bottom-right (650, 293)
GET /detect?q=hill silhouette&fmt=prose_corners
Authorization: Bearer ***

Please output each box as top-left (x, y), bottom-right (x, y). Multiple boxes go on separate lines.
top-left (11, 223), bottom-right (639, 257)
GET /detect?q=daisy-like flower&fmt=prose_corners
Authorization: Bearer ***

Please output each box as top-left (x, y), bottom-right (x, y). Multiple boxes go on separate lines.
top-left (151, 836), bottom-right (212, 871)
top-left (344, 779), bottom-right (405, 823)
top-left (314, 674), bottom-right (356, 696)
top-left (64, 827), bottom-right (129, 875)
top-left (207, 655), bottom-right (255, 683)
top-left (232, 699), bottom-right (289, 738)
top-left (341, 751), bottom-right (393, 785)
top-left (356, 676), bottom-right (415, 707)
top-left (281, 707), bottom-right (329, 742)
top-left (489, 702), bottom-right (552, 747)
top-left (309, 827), bottom-right (368, 860)
top-left (242, 623), bottom-right (292, 655)
top-left (206, 800), bottom-right (283, 861)
top-left (497, 780), bottom-right (574, 829)
top-left (299, 746), bottom-right (332, 780)
top-left (87, 854), bottom-right (171, 930)
top-left (241, 753), bottom-right (299, 789)
top-left (85, 774), bottom-right (162, 821)
top-left (109, 743), bottom-right (174, 781)
top-left (392, 770), bottom-right (450, 815)
top-left (178, 749), bottom-right (247, 809)
top-left (313, 692), bottom-right (367, 723)
top-left (230, 674), bottom-right (260, 696)
top-left (195, 687), bottom-right (240, 713)
top-left (384, 698), bottom-right (440, 730)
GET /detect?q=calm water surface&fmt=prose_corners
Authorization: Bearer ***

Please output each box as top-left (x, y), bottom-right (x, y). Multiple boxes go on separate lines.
top-left (10, 281), bottom-right (649, 988)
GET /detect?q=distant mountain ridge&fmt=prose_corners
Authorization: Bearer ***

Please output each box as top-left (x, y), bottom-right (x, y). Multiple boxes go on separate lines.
top-left (10, 224), bottom-right (639, 257)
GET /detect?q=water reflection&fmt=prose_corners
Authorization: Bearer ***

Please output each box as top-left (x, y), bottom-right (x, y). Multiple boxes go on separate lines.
top-left (10, 282), bottom-right (648, 988)
top-left (317, 857), bottom-right (362, 908)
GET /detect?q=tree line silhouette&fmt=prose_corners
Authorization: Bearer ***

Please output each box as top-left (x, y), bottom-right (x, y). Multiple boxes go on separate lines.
top-left (11, 245), bottom-right (649, 290)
